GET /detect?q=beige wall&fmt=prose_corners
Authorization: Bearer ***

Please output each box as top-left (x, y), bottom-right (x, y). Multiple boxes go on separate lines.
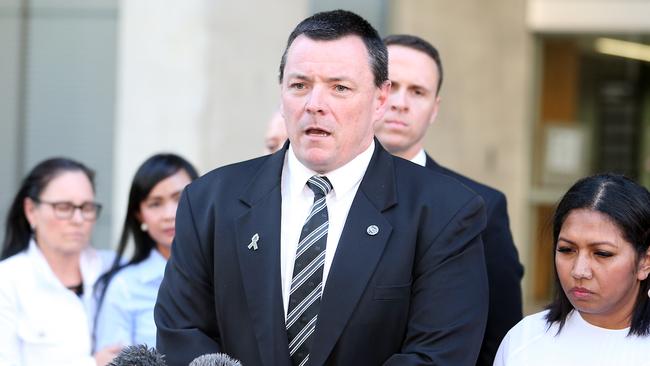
top-left (202, 1), bottom-right (307, 170)
top-left (387, 0), bottom-right (535, 291)
top-left (113, 0), bottom-right (307, 241)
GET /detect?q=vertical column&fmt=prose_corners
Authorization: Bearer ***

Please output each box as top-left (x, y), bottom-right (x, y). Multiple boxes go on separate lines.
top-left (0, 0), bottom-right (24, 241)
top-left (387, 0), bottom-right (533, 270)
top-left (114, 0), bottom-right (308, 242)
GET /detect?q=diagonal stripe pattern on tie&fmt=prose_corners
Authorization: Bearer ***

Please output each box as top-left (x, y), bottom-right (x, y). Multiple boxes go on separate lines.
top-left (287, 175), bottom-right (332, 366)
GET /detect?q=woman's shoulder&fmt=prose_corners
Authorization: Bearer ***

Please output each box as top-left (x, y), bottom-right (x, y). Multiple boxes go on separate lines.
top-left (508, 310), bottom-right (553, 336)
top-left (109, 252), bottom-right (165, 286)
top-left (0, 250), bottom-right (31, 277)
top-left (495, 310), bottom-right (559, 365)
top-left (501, 310), bottom-right (558, 351)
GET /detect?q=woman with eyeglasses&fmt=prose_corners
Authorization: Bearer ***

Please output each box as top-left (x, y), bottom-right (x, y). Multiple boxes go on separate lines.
top-left (94, 153), bottom-right (198, 350)
top-left (494, 173), bottom-right (650, 365)
top-left (0, 157), bottom-right (119, 365)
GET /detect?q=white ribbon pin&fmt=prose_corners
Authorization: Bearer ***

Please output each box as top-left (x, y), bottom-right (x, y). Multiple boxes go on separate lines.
top-left (248, 233), bottom-right (260, 251)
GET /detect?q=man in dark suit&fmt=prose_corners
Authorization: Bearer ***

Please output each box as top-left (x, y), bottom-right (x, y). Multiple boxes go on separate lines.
top-left (374, 34), bottom-right (525, 366)
top-left (155, 11), bottom-right (489, 366)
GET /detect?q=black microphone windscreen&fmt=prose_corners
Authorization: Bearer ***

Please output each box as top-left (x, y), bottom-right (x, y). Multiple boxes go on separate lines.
top-left (188, 353), bottom-right (242, 366)
top-left (108, 344), bottom-right (167, 366)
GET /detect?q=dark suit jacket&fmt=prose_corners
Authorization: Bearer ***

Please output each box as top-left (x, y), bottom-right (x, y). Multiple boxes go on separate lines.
top-left (155, 142), bottom-right (490, 366)
top-left (425, 155), bottom-right (524, 366)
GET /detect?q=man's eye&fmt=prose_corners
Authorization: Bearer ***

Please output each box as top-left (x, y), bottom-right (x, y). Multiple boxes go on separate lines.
top-left (290, 83), bottom-right (305, 90)
top-left (411, 88), bottom-right (427, 97)
top-left (335, 85), bottom-right (349, 92)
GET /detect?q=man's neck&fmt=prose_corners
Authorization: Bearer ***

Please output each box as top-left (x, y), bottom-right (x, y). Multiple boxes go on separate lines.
top-left (391, 144), bottom-right (423, 161)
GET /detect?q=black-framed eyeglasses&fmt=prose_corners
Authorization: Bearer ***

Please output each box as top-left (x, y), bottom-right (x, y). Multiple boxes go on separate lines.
top-left (31, 198), bottom-right (102, 221)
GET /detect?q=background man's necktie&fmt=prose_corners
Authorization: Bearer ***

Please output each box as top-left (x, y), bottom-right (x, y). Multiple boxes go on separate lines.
top-left (286, 175), bottom-right (332, 366)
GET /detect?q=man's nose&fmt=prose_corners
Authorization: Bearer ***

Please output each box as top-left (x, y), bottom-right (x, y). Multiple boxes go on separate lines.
top-left (390, 89), bottom-right (408, 112)
top-left (305, 85), bottom-right (326, 114)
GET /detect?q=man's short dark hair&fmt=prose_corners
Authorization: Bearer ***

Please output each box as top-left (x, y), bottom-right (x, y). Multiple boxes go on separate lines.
top-left (384, 34), bottom-right (444, 94)
top-left (278, 9), bottom-right (388, 88)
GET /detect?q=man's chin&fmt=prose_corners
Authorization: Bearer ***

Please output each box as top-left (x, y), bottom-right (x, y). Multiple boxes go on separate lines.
top-left (296, 149), bottom-right (338, 173)
top-left (376, 136), bottom-right (407, 154)
top-left (303, 158), bottom-right (335, 174)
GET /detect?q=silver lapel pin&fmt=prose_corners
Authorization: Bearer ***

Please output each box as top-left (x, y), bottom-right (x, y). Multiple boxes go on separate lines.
top-left (366, 225), bottom-right (379, 236)
top-left (248, 233), bottom-right (260, 251)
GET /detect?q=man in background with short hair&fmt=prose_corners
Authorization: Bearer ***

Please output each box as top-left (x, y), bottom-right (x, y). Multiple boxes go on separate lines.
top-left (264, 108), bottom-right (287, 154)
top-left (375, 34), bottom-right (524, 366)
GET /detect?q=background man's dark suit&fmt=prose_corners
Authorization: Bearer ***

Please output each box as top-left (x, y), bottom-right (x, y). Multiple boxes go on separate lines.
top-left (425, 155), bottom-right (524, 366)
top-left (155, 142), bottom-right (490, 365)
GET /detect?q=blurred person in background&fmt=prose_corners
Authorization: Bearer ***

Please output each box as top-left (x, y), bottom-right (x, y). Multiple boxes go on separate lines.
top-left (94, 153), bottom-right (198, 350)
top-left (0, 157), bottom-right (119, 366)
top-left (495, 173), bottom-right (650, 365)
top-left (374, 34), bottom-right (524, 366)
top-left (264, 108), bottom-right (288, 154)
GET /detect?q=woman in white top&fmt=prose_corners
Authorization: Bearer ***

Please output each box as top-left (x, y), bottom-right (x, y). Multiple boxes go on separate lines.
top-left (0, 158), bottom-right (119, 366)
top-left (495, 173), bottom-right (650, 365)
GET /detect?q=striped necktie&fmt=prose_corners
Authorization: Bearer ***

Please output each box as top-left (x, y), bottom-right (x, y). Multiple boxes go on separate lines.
top-left (286, 175), bottom-right (333, 366)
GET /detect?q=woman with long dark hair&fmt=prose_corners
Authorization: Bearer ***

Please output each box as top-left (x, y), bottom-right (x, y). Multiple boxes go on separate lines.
top-left (495, 173), bottom-right (650, 365)
top-left (0, 157), bottom-right (119, 365)
top-left (94, 153), bottom-right (198, 349)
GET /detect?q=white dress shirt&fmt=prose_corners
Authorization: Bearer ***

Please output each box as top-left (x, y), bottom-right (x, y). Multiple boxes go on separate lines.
top-left (0, 239), bottom-right (113, 366)
top-left (280, 141), bottom-right (375, 317)
top-left (410, 149), bottom-right (427, 167)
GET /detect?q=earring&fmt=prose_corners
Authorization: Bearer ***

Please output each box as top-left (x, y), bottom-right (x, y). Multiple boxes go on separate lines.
top-left (140, 223), bottom-right (148, 232)
top-left (647, 289), bottom-right (650, 299)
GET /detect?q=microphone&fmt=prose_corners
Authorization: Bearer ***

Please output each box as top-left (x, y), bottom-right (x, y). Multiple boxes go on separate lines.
top-left (107, 344), bottom-right (167, 366)
top-left (188, 353), bottom-right (242, 366)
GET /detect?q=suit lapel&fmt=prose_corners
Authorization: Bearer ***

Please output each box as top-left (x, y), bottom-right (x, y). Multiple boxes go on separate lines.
top-left (309, 142), bottom-right (397, 366)
top-left (235, 145), bottom-right (291, 366)
top-left (425, 152), bottom-right (439, 171)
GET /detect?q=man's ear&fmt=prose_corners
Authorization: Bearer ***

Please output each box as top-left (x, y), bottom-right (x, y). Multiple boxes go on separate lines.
top-left (373, 80), bottom-right (391, 122)
top-left (428, 95), bottom-right (441, 126)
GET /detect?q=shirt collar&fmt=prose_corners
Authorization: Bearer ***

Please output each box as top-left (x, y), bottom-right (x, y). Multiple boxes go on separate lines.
top-left (137, 249), bottom-right (167, 284)
top-left (27, 238), bottom-right (58, 287)
top-left (410, 149), bottom-right (427, 167)
top-left (27, 238), bottom-right (99, 287)
top-left (286, 140), bottom-right (375, 199)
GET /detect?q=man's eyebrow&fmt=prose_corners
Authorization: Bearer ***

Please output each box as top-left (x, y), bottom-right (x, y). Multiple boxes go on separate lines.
top-left (286, 73), bottom-right (311, 81)
top-left (409, 83), bottom-right (432, 92)
top-left (326, 76), bottom-right (353, 83)
top-left (286, 73), bottom-right (353, 83)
